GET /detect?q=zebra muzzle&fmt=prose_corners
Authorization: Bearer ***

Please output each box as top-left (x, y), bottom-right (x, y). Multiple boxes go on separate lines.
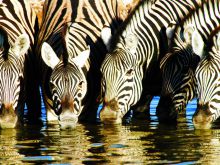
top-left (100, 105), bottom-right (122, 124)
top-left (193, 103), bottom-right (213, 129)
top-left (0, 103), bottom-right (17, 129)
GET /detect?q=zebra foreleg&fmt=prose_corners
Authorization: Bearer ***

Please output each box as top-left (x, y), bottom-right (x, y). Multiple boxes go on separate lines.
top-left (25, 56), bottom-right (42, 125)
top-left (132, 94), bottom-right (152, 120)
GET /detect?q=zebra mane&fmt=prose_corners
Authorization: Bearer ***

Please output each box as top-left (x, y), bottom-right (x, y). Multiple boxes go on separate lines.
top-left (0, 27), bottom-right (10, 60)
top-left (109, 0), bottom-right (156, 51)
top-left (170, 0), bottom-right (207, 47)
top-left (61, 24), bottom-right (69, 67)
top-left (207, 26), bottom-right (220, 50)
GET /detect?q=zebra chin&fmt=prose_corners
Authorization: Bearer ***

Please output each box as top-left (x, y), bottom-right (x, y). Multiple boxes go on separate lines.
top-left (58, 113), bottom-right (78, 130)
top-left (156, 99), bottom-right (178, 122)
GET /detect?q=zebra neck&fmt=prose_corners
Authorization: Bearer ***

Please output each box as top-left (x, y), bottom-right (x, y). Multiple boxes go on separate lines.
top-left (112, 0), bottom-right (200, 63)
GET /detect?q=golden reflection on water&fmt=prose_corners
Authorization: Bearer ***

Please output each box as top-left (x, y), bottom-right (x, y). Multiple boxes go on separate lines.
top-left (0, 129), bottom-right (24, 164)
top-left (194, 129), bottom-right (220, 165)
top-left (1, 116), bottom-right (220, 164)
top-left (94, 124), bottom-right (157, 164)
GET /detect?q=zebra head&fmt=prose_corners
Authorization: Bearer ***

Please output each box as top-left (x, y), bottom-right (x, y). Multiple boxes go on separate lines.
top-left (0, 28), bottom-right (30, 128)
top-left (100, 32), bottom-right (142, 124)
top-left (41, 42), bottom-right (90, 129)
top-left (193, 31), bottom-right (220, 129)
top-left (157, 25), bottom-right (201, 122)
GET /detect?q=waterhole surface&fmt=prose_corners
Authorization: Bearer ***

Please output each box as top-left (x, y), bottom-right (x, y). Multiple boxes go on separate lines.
top-left (0, 97), bottom-right (220, 164)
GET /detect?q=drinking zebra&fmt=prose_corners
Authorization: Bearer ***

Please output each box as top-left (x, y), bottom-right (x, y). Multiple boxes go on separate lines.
top-left (193, 27), bottom-right (220, 129)
top-left (37, 0), bottom-right (140, 129)
top-left (0, 0), bottom-right (37, 128)
top-left (100, 0), bottom-right (203, 124)
top-left (157, 0), bottom-right (220, 123)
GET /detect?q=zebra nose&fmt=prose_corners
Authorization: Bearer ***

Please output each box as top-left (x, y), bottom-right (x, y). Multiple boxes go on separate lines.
top-left (0, 103), bottom-right (17, 129)
top-left (103, 98), bottom-right (120, 112)
top-left (100, 106), bottom-right (122, 124)
top-left (0, 103), bottom-right (14, 115)
top-left (193, 104), bottom-right (212, 129)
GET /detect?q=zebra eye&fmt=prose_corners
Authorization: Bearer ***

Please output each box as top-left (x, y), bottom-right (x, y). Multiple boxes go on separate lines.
top-left (50, 81), bottom-right (55, 89)
top-left (78, 81), bottom-right (85, 89)
top-left (126, 68), bottom-right (134, 76)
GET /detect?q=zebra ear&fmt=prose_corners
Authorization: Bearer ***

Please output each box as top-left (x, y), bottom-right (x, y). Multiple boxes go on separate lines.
top-left (11, 33), bottom-right (30, 57)
top-left (101, 26), bottom-right (112, 51)
top-left (125, 34), bottom-right (138, 54)
top-left (41, 42), bottom-right (60, 69)
top-left (183, 24), bottom-right (195, 43)
top-left (73, 46), bottom-right (90, 68)
top-left (192, 30), bottom-right (204, 57)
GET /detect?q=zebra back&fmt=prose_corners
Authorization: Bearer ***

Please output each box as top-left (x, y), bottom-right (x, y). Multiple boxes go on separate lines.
top-left (0, 0), bottom-right (36, 46)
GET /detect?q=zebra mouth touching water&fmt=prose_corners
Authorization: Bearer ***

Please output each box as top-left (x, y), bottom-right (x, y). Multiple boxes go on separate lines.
top-left (0, 104), bottom-right (18, 129)
top-left (192, 102), bottom-right (215, 130)
top-left (99, 101), bottom-right (123, 124)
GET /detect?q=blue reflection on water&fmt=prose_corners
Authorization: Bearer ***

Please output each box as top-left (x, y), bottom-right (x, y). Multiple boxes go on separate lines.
top-left (150, 96), bottom-right (197, 117)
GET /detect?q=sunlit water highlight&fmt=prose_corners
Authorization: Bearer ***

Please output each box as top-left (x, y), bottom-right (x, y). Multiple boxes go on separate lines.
top-left (1, 97), bottom-right (220, 164)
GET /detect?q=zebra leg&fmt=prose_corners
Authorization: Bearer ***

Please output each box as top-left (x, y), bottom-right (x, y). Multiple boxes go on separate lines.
top-left (79, 68), bottom-right (100, 123)
top-left (132, 94), bottom-right (152, 120)
top-left (25, 54), bottom-right (42, 125)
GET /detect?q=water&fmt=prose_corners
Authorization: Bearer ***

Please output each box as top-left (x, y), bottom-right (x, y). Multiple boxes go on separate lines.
top-left (1, 97), bottom-right (220, 164)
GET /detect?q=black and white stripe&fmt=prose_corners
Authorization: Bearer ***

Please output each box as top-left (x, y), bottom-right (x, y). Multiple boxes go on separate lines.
top-left (157, 0), bottom-right (220, 122)
top-left (193, 26), bottom-right (220, 129)
top-left (100, 0), bottom-right (202, 123)
top-left (37, 0), bottom-right (138, 128)
top-left (0, 0), bottom-right (36, 128)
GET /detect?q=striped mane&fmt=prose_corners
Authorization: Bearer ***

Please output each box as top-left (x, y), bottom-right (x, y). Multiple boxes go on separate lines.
top-left (109, 0), bottom-right (155, 51)
top-left (207, 26), bottom-right (220, 50)
top-left (0, 27), bottom-right (10, 60)
top-left (170, 0), bottom-right (208, 48)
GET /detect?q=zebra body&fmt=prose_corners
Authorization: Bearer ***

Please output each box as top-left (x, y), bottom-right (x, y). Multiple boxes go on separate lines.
top-left (157, 0), bottom-right (220, 123)
top-left (0, 0), bottom-right (37, 128)
top-left (37, 0), bottom-right (139, 129)
top-left (100, 0), bottom-right (202, 124)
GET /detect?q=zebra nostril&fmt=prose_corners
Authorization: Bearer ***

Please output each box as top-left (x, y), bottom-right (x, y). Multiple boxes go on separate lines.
top-left (53, 97), bottom-right (62, 115)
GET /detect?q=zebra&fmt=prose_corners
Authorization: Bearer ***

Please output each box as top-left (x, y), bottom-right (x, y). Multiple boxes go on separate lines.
top-left (99, 0), bottom-right (203, 124)
top-left (193, 27), bottom-right (220, 129)
top-left (0, 0), bottom-right (37, 128)
top-left (37, 0), bottom-right (140, 129)
top-left (157, 0), bottom-right (220, 123)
